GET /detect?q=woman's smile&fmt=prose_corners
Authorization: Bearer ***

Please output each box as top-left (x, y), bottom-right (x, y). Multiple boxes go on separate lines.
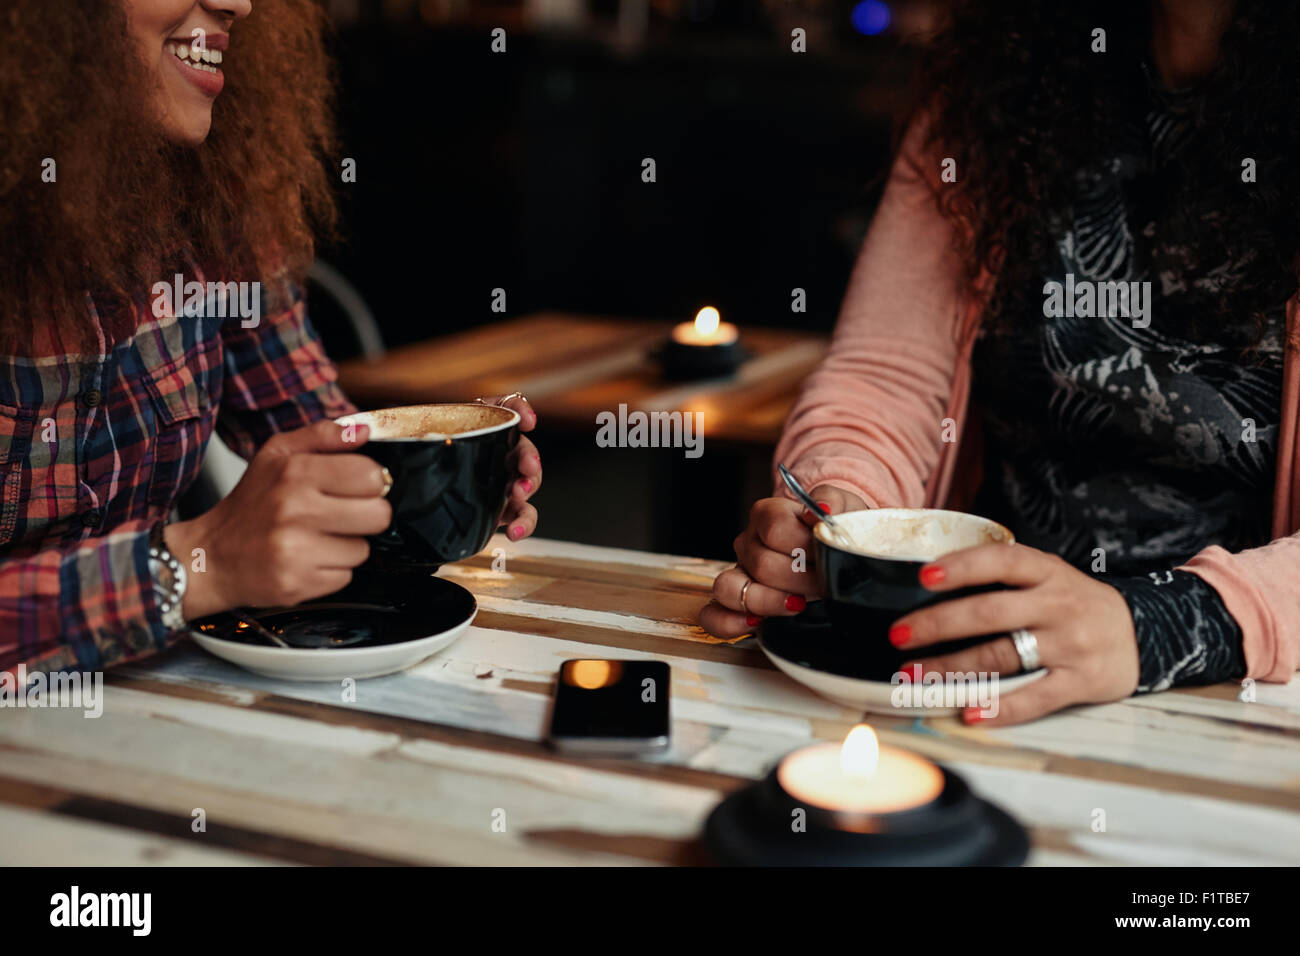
top-left (163, 32), bottom-right (227, 96)
top-left (126, 0), bottom-right (250, 145)
top-left (164, 33), bottom-right (227, 96)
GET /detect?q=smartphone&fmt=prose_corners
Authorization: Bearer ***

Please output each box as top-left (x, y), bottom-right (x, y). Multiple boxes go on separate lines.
top-left (547, 659), bottom-right (671, 755)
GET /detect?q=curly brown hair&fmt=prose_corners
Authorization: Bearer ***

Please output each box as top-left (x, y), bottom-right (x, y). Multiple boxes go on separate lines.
top-left (913, 0), bottom-right (1300, 353)
top-left (0, 0), bottom-right (338, 354)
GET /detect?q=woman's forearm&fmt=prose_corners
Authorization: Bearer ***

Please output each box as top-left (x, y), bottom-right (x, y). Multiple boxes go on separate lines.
top-left (0, 520), bottom-right (180, 674)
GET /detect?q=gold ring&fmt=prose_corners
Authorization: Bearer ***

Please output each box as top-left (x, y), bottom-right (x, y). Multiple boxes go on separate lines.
top-left (379, 466), bottom-right (394, 497)
top-left (475, 392), bottom-right (528, 408)
top-left (739, 576), bottom-right (752, 615)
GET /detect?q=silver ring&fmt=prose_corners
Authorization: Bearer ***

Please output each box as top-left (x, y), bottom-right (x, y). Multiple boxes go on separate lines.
top-left (739, 577), bottom-right (753, 615)
top-left (1010, 628), bottom-right (1042, 672)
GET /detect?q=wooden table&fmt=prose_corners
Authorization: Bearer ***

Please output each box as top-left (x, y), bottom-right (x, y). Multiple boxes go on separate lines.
top-left (336, 313), bottom-right (828, 446)
top-left (3, 535), bottom-right (1299, 866)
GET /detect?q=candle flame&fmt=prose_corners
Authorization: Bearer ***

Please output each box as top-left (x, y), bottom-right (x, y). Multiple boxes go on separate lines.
top-left (694, 306), bottom-right (720, 336)
top-left (840, 724), bottom-right (879, 777)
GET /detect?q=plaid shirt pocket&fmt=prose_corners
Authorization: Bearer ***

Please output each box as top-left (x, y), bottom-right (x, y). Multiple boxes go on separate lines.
top-left (140, 357), bottom-right (210, 510)
top-left (0, 393), bottom-right (89, 547)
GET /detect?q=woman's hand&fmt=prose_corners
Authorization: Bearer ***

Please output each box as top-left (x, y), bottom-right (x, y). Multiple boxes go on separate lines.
top-left (164, 419), bottom-right (392, 619)
top-left (890, 543), bottom-right (1139, 726)
top-left (482, 393), bottom-right (541, 541)
top-left (698, 485), bottom-right (865, 638)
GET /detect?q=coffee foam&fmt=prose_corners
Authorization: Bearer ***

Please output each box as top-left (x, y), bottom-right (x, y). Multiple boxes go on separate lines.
top-left (338, 403), bottom-right (517, 440)
top-left (816, 508), bottom-right (1012, 562)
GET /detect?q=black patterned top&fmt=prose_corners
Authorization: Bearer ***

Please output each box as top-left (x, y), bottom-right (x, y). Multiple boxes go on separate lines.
top-left (971, 68), bottom-right (1275, 690)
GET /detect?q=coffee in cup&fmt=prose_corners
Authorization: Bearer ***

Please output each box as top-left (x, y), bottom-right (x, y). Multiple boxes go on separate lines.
top-left (812, 508), bottom-right (1014, 680)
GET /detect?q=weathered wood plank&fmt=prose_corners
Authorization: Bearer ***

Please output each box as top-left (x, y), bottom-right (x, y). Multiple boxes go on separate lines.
top-left (0, 692), bottom-right (725, 866)
top-left (121, 627), bottom-right (1300, 814)
top-left (0, 803), bottom-right (291, 867)
top-left (8, 683), bottom-right (1298, 866)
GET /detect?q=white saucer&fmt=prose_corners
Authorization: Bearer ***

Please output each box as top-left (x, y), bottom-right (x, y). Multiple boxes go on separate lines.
top-left (190, 574), bottom-right (476, 681)
top-left (192, 614), bottom-right (474, 681)
top-left (760, 641), bottom-right (1046, 717)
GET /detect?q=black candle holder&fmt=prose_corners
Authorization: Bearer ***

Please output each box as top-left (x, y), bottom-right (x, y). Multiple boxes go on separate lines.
top-left (656, 336), bottom-right (750, 381)
top-left (704, 763), bottom-right (1028, 866)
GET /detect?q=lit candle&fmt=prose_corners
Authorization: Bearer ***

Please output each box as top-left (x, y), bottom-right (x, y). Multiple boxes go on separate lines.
top-left (671, 306), bottom-right (740, 347)
top-left (703, 722), bottom-right (1028, 864)
top-left (776, 725), bottom-right (944, 815)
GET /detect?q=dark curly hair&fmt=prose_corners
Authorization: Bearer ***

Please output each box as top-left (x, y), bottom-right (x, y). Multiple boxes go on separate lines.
top-left (0, 0), bottom-right (338, 354)
top-left (913, 0), bottom-right (1300, 353)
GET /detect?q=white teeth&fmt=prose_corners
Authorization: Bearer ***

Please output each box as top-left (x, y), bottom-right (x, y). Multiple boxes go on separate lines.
top-left (167, 40), bottom-right (222, 70)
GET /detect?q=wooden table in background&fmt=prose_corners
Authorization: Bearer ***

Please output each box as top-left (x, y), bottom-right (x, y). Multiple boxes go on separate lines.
top-left (336, 313), bottom-right (829, 446)
top-left (3, 535), bottom-right (1299, 866)
top-left (339, 313), bottom-right (831, 556)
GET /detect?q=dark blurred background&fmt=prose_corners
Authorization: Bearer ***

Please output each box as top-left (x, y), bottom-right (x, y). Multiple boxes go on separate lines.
top-left (307, 0), bottom-right (937, 558)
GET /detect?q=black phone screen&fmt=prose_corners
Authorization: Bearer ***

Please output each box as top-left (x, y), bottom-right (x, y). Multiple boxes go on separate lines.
top-left (548, 659), bottom-right (670, 752)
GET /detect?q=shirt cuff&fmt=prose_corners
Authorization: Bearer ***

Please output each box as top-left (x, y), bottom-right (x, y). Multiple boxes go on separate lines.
top-left (1107, 570), bottom-right (1247, 693)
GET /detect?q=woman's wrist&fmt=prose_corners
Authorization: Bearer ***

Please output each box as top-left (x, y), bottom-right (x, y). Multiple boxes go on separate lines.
top-left (162, 517), bottom-right (229, 620)
top-left (1107, 570), bottom-right (1247, 692)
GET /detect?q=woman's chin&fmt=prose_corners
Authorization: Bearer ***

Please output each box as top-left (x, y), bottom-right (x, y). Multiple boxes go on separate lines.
top-left (161, 109), bottom-right (213, 147)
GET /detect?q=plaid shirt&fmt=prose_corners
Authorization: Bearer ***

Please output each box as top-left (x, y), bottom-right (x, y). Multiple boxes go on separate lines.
top-left (0, 273), bottom-right (355, 676)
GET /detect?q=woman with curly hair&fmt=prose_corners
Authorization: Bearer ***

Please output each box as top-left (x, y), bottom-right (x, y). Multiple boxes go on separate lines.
top-left (0, 0), bottom-right (542, 674)
top-left (701, 0), bottom-right (1300, 722)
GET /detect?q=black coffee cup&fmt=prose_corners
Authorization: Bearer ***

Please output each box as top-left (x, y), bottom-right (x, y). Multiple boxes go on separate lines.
top-left (335, 403), bottom-right (521, 570)
top-left (812, 508), bottom-right (1014, 680)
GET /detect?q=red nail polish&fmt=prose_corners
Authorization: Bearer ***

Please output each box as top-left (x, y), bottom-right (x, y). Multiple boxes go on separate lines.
top-left (816, 501), bottom-right (831, 514)
top-left (785, 594), bottom-right (807, 613)
top-left (962, 708), bottom-right (987, 725)
top-left (898, 662), bottom-right (921, 682)
top-left (888, 624), bottom-right (911, 647)
top-left (746, 615), bottom-right (761, 627)
top-left (919, 564), bottom-right (946, 587)
top-left (519, 479), bottom-right (533, 493)
top-left (510, 524), bottom-right (525, 539)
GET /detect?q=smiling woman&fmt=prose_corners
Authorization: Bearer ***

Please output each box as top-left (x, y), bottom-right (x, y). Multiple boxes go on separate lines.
top-left (0, 0), bottom-right (337, 352)
top-left (0, 0), bottom-right (544, 676)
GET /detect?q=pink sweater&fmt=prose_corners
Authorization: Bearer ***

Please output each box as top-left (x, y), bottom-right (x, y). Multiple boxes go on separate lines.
top-left (774, 116), bottom-right (1300, 683)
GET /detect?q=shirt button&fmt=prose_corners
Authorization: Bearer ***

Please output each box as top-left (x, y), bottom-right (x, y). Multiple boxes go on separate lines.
top-left (80, 511), bottom-right (101, 528)
top-left (81, 388), bottom-right (102, 407)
